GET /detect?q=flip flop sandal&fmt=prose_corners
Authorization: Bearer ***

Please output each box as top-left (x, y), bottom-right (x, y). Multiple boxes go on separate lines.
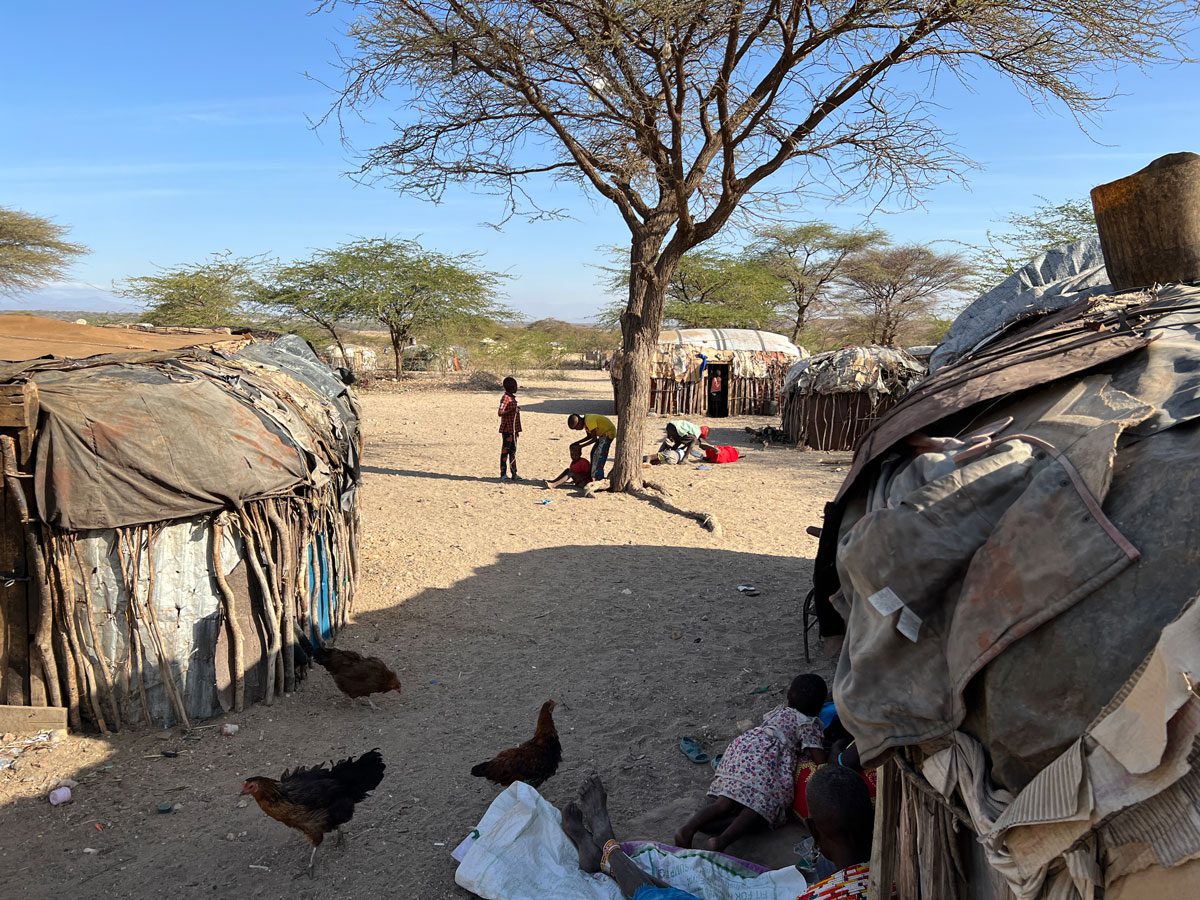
top-left (679, 737), bottom-right (710, 764)
top-left (709, 753), bottom-right (723, 770)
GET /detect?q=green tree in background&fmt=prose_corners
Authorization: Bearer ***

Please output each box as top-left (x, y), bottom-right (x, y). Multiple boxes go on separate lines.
top-left (749, 223), bottom-right (887, 345)
top-left (324, 0), bottom-right (1187, 492)
top-left (259, 254), bottom-right (369, 365)
top-left (836, 245), bottom-right (970, 347)
top-left (663, 251), bottom-right (782, 329)
top-left (119, 253), bottom-right (264, 327)
top-left (303, 238), bottom-right (510, 378)
top-left (0, 207), bottom-right (87, 297)
top-left (969, 197), bottom-right (1098, 295)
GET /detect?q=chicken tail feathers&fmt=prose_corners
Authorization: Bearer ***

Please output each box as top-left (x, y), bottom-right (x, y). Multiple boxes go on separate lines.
top-left (297, 632), bottom-right (330, 667)
top-left (329, 748), bottom-right (385, 801)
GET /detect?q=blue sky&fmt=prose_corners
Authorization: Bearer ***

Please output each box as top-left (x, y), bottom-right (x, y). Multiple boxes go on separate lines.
top-left (2, 3), bottom-right (1198, 322)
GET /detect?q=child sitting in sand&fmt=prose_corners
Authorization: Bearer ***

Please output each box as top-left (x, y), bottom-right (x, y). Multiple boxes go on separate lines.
top-left (675, 673), bottom-right (829, 852)
top-left (546, 445), bottom-right (593, 489)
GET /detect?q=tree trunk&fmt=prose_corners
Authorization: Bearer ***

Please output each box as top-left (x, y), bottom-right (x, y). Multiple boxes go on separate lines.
top-left (389, 328), bottom-right (403, 379)
top-left (608, 232), bottom-right (670, 492)
top-left (323, 325), bottom-right (350, 374)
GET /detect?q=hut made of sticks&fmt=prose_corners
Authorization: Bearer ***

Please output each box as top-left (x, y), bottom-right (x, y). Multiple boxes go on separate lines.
top-left (780, 346), bottom-right (925, 451)
top-left (611, 328), bottom-right (804, 417)
top-left (0, 316), bottom-right (360, 733)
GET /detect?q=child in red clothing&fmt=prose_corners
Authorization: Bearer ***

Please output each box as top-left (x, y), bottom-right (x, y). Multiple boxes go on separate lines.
top-left (546, 445), bottom-right (593, 489)
top-left (498, 376), bottom-right (522, 480)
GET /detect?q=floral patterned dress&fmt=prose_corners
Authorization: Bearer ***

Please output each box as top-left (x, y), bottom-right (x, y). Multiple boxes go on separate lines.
top-left (708, 705), bottom-right (824, 827)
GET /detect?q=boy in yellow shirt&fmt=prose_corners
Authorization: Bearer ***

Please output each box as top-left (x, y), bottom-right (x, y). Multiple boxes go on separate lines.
top-left (567, 413), bottom-right (616, 480)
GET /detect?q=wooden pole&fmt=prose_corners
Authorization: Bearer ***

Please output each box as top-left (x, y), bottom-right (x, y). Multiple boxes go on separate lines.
top-left (1, 436), bottom-right (59, 710)
top-left (211, 516), bottom-right (245, 713)
top-left (1091, 152), bottom-right (1200, 290)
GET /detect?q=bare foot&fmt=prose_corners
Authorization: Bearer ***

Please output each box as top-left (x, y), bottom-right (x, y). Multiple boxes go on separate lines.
top-left (544, 480), bottom-right (555, 489)
top-left (703, 836), bottom-right (723, 852)
top-left (577, 773), bottom-right (615, 844)
top-left (673, 826), bottom-right (695, 849)
top-left (562, 801), bottom-right (603, 872)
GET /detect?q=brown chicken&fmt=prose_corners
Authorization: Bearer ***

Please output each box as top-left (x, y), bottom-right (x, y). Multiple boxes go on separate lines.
top-left (471, 698), bottom-right (561, 788)
top-left (241, 748), bottom-right (385, 875)
top-left (299, 633), bottom-right (401, 708)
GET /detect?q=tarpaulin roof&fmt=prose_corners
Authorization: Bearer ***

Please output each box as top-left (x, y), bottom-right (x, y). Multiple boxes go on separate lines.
top-left (0, 314), bottom-right (249, 361)
top-left (783, 346), bottom-right (925, 396)
top-left (657, 328), bottom-right (803, 356)
top-left (2, 319), bottom-right (358, 531)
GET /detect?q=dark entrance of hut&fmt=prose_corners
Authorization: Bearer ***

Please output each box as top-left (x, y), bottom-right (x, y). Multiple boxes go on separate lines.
top-left (706, 364), bottom-right (729, 417)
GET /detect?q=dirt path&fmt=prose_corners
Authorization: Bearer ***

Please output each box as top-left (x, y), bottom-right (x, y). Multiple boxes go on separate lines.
top-left (0, 370), bottom-right (845, 899)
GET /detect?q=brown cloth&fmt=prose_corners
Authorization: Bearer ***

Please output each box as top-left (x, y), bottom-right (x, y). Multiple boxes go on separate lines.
top-left (31, 365), bottom-right (307, 530)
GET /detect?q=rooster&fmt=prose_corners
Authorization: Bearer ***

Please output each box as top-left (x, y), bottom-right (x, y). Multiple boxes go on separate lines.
top-left (241, 748), bottom-right (385, 876)
top-left (298, 633), bottom-right (401, 708)
top-left (471, 699), bottom-right (561, 788)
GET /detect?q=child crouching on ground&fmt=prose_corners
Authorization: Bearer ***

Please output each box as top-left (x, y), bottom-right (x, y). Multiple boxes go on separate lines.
top-left (546, 444), bottom-right (593, 489)
top-left (675, 673), bottom-right (829, 852)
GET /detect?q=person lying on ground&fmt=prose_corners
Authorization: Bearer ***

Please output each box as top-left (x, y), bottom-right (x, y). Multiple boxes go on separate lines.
top-left (795, 765), bottom-right (878, 899)
top-left (568, 412), bottom-right (616, 480)
top-left (697, 440), bottom-right (740, 464)
top-left (498, 376), bottom-right (522, 480)
top-left (675, 673), bottom-right (829, 852)
top-left (546, 444), bottom-right (594, 489)
top-left (560, 767), bottom-right (879, 900)
top-left (561, 773), bottom-right (702, 900)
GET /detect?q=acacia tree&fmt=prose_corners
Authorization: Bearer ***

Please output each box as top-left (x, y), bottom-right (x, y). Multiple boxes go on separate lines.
top-left (119, 253), bottom-right (264, 327)
top-left (836, 244), bottom-right (969, 346)
top-left (324, 0), bottom-right (1189, 490)
top-left (0, 207), bottom-right (87, 296)
top-left (969, 197), bottom-right (1098, 294)
top-left (260, 255), bottom-right (368, 366)
top-left (749, 223), bottom-right (887, 344)
top-left (308, 238), bottom-right (508, 378)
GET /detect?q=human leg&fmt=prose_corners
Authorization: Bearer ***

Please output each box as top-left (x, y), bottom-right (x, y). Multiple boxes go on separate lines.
top-left (673, 796), bottom-right (738, 849)
top-left (704, 806), bottom-right (767, 853)
top-left (562, 774), bottom-right (678, 899)
top-left (591, 436), bottom-right (612, 479)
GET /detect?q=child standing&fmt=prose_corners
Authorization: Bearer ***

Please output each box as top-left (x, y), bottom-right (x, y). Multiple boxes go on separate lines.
top-left (675, 673), bottom-right (829, 852)
top-left (498, 376), bottom-right (522, 480)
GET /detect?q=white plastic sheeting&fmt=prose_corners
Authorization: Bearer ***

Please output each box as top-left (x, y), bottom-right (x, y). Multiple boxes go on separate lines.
top-left (71, 517), bottom-right (241, 727)
top-left (659, 328), bottom-right (805, 356)
top-left (931, 238), bottom-right (1111, 373)
top-left (454, 782), bottom-right (809, 900)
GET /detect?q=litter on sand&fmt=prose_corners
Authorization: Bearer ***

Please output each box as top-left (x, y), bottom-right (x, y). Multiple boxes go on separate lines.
top-left (737, 584), bottom-right (760, 596)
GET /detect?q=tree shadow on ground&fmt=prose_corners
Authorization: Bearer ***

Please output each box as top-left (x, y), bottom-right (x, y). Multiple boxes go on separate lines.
top-left (0, 543), bottom-right (829, 898)
top-left (361, 464), bottom-right (503, 484)
top-left (520, 397), bottom-right (616, 416)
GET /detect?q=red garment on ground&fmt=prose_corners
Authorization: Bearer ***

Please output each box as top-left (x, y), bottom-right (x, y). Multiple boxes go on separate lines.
top-left (704, 445), bottom-right (739, 464)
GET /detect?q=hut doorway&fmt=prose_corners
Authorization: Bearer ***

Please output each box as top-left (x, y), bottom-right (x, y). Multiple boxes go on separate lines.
top-left (707, 364), bottom-right (729, 417)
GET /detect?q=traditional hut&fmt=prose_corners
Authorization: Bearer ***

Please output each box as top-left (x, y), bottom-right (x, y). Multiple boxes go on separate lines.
top-left (611, 328), bottom-right (804, 417)
top-left (324, 343), bottom-right (380, 376)
top-left (780, 346), bottom-right (925, 450)
top-left (0, 316), bottom-right (360, 733)
top-left (813, 154), bottom-right (1200, 899)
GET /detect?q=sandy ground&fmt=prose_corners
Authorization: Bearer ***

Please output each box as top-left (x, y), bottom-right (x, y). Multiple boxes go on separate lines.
top-left (0, 370), bottom-right (847, 899)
